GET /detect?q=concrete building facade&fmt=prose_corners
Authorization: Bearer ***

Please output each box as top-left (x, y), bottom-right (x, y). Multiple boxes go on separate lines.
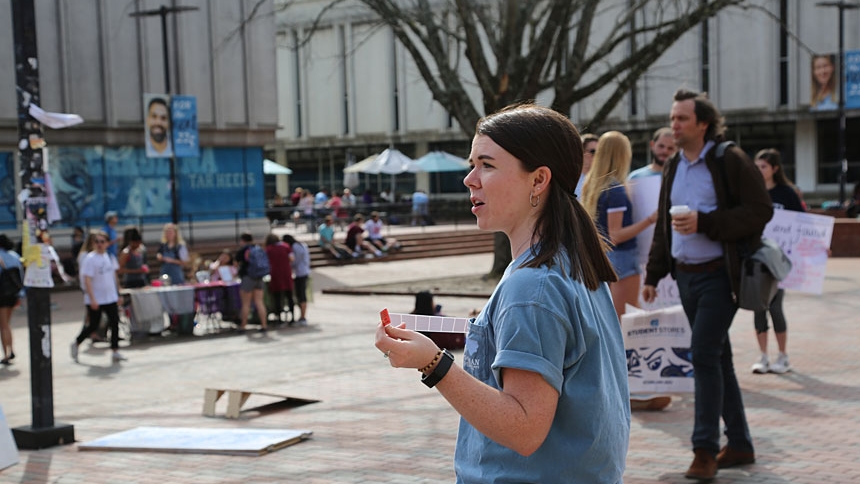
top-left (272, 0), bottom-right (860, 203)
top-left (0, 0), bottom-right (279, 233)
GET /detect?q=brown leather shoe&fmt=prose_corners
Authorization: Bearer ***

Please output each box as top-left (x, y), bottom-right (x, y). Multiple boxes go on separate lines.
top-left (716, 445), bottom-right (755, 468)
top-left (685, 448), bottom-right (717, 480)
top-left (630, 396), bottom-right (671, 411)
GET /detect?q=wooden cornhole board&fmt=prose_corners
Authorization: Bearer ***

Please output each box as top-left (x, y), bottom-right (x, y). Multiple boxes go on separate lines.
top-left (78, 426), bottom-right (312, 456)
top-left (203, 388), bottom-right (319, 419)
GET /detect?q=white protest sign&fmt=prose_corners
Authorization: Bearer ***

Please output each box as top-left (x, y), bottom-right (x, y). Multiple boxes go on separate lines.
top-left (621, 305), bottom-right (694, 394)
top-left (763, 209), bottom-right (834, 295)
top-left (628, 175), bottom-right (681, 309)
top-left (627, 176), bottom-right (662, 266)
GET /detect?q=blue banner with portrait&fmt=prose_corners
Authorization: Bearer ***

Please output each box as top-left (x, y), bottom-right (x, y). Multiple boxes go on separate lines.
top-left (845, 50), bottom-right (860, 110)
top-left (171, 95), bottom-right (200, 158)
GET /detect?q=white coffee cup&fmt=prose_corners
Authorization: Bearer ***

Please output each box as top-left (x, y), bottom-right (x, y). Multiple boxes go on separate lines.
top-left (669, 205), bottom-right (691, 216)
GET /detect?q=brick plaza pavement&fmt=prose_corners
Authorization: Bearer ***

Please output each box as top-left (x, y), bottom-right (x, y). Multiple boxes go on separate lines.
top-left (1, 254), bottom-right (858, 483)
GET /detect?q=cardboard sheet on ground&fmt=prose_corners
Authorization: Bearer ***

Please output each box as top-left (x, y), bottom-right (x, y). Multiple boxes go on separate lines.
top-left (388, 312), bottom-right (469, 333)
top-left (78, 427), bottom-right (312, 456)
top-left (621, 305), bottom-right (694, 394)
top-left (0, 405), bottom-right (19, 471)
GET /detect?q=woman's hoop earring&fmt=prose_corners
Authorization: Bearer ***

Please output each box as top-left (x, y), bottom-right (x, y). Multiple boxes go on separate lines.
top-left (529, 193), bottom-right (540, 208)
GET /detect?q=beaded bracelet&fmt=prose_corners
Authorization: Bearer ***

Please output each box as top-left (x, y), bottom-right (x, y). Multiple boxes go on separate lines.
top-left (419, 349), bottom-right (443, 373)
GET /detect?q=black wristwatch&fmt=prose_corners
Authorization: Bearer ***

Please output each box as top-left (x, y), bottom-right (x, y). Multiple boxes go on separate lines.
top-left (421, 349), bottom-right (455, 388)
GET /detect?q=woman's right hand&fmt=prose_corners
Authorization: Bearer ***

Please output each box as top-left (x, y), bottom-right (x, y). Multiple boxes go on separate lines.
top-left (375, 322), bottom-right (440, 371)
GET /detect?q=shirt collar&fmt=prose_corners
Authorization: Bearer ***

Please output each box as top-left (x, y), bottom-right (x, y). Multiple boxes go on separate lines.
top-left (680, 140), bottom-right (715, 165)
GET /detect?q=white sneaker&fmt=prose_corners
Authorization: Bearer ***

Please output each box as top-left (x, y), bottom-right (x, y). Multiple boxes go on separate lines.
top-left (112, 351), bottom-right (128, 362)
top-left (751, 354), bottom-right (769, 374)
top-left (70, 342), bottom-right (79, 362)
top-left (769, 353), bottom-right (791, 374)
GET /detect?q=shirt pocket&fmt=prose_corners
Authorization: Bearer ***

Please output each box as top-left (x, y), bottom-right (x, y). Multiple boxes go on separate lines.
top-left (464, 316), bottom-right (495, 385)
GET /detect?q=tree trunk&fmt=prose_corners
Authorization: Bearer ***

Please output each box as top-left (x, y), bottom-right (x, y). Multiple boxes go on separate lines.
top-left (489, 232), bottom-right (511, 278)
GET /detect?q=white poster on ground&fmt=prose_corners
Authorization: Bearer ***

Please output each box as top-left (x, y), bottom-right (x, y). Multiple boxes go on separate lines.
top-left (763, 209), bottom-right (834, 295)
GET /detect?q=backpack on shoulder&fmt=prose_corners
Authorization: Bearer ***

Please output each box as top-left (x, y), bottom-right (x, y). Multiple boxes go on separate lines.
top-left (245, 245), bottom-right (270, 278)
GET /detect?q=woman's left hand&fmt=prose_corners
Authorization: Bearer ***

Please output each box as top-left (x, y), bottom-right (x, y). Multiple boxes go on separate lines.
top-left (375, 322), bottom-right (440, 370)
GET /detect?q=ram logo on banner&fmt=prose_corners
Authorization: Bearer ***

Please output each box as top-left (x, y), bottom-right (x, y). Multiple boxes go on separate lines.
top-left (621, 305), bottom-right (694, 394)
top-left (171, 95), bottom-right (199, 158)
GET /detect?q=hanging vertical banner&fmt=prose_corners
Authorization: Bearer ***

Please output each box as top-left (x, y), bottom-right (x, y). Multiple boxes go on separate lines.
top-left (144, 93), bottom-right (173, 158)
top-left (845, 49), bottom-right (860, 110)
top-left (171, 95), bottom-right (199, 158)
top-left (810, 53), bottom-right (839, 111)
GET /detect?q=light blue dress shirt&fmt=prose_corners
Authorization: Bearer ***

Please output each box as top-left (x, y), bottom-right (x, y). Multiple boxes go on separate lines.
top-left (670, 141), bottom-right (724, 264)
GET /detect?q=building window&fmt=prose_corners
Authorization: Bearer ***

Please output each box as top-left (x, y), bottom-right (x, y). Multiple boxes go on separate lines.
top-left (628, 0), bottom-right (638, 116)
top-left (340, 25), bottom-right (349, 135)
top-left (392, 35), bottom-right (400, 132)
top-left (778, 0), bottom-right (789, 106)
top-left (293, 30), bottom-right (303, 138)
top-left (700, 1), bottom-right (710, 94)
top-left (817, 118), bottom-right (860, 185)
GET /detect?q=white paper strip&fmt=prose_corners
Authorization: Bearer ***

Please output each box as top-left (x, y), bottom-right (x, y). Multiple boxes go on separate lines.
top-left (388, 312), bottom-right (470, 333)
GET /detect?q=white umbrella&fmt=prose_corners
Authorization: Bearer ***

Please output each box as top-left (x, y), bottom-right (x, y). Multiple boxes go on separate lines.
top-left (413, 151), bottom-right (470, 172)
top-left (263, 159), bottom-right (293, 175)
top-left (343, 153), bottom-right (381, 174)
top-left (342, 149), bottom-right (417, 196)
top-left (343, 153), bottom-right (360, 189)
top-left (343, 148), bottom-right (418, 174)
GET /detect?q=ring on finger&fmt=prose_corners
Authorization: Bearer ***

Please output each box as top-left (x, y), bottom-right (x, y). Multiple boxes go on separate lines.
top-left (383, 350), bottom-right (391, 359)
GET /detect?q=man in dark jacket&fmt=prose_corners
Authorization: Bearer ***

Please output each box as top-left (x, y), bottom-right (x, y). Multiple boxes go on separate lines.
top-left (643, 89), bottom-right (773, 480)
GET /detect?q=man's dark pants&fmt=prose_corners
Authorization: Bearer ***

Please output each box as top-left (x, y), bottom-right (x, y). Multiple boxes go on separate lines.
top-left (675, 265), bottom-right (754, 455)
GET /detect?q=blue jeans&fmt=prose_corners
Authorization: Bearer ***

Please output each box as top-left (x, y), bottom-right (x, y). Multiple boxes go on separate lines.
top-left (675, 267), bottom-right (754, 455)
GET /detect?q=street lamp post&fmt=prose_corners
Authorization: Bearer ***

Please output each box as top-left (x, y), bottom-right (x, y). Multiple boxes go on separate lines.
top-left (130, 5), bottom-right (198, 224)
top-left (817, 1), bottom-right (860, 205)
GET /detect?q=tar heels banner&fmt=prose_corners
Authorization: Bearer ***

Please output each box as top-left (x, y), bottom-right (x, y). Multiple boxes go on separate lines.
top-left (621, 305), bottom-right (694, 394)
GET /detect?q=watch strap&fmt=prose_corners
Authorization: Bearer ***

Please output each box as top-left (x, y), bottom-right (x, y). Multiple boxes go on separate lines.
top-left (422, 349), bottom-right (454, 388)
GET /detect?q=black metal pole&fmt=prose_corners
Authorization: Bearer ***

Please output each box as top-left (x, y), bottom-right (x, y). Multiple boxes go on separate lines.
top-left (818, 1), bottom-right (860, 205)
top-left (132, 4), bottom-right (199, 225)
top-left (10, 0), bottom-right (75, 450)
top-left (160, 6), bottom-right (171, 94)
top-left (837, 7), bottom-right (847, 205)
top-left (159, 6), bottom-right (180, 225)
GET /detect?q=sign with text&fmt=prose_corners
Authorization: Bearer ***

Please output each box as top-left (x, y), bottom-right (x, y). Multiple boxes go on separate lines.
top-left (171, 95), bottom-right (199, 158)
top-left (628, 175), bottom-right (681, 309)
top-left (846, 49), bottom-right (860, 110)
top-left (763, 209), bottom-right (834, 295)
top-left (621, 305), bottom-right (693, 394)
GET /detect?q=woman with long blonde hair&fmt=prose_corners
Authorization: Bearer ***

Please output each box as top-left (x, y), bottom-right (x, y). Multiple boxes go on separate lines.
top-left (582, 131), bottom-right (657, 319)
top-left (156, 222), bottom-right (189, 284)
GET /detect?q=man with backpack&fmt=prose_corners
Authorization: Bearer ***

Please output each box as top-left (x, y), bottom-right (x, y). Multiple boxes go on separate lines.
top-left (235, 232), bottom-right (270, 334)
top-left (642, 90), bottom-right (772, 479)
